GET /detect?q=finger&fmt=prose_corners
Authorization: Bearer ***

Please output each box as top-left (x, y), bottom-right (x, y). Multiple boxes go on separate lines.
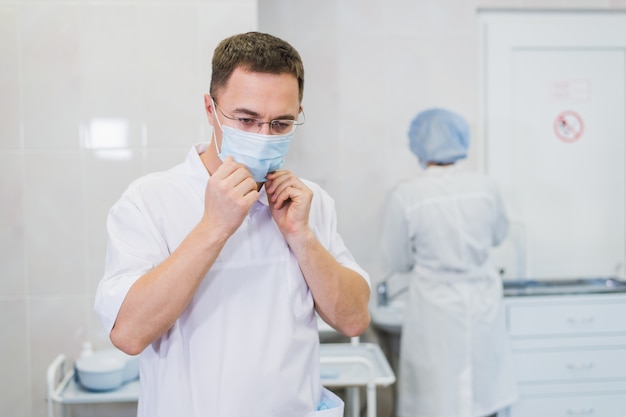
top-left (240, 185), bottom-right (260, 206)
top-left (265, 170), bottom-right (287, 180)
top-left (229, 166), bottom-right (255, 189)
top-left (269, 176), bottom-right (304, 203)
top-left (266, 171), bottom-right (295, 195)
top-left (215, 164), bottom-right (255, 190)
top-left (212, 157), bottom-right (249, 181)
top-left (271, 184), bottom-right (302, 209)
top-left (265, 170), bottom-right (290, 188)
top-left (233, 176), bottom-right (258, 198)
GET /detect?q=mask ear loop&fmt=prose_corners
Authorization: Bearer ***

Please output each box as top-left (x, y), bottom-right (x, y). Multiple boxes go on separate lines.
top-left (211, 98), bottom-right (222, 154)
top-left (212, 129), bottom-right (220, 154)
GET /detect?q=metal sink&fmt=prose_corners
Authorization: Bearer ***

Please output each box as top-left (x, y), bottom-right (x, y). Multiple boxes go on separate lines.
top-left (370, 277), bottom-right (626, 335)
top-left (503, 277), bottom-right (626, 296)
top-left (369, 277), bottom-right (626, 336)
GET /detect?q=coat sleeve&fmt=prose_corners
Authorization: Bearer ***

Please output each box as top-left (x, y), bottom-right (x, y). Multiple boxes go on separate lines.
top-left (380, 188), bottom-right (413, 273)
top-left (94, 193), bottom-right (169, 335)
top-left (492, 185), bottom-right (509, 247)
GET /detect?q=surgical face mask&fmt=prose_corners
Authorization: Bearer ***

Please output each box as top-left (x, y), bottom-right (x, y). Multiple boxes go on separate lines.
top-left (213, 103), bottom-right (295, 182)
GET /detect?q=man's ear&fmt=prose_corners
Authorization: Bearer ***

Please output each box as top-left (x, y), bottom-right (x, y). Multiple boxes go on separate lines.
top-left (203, 94), bottom-right (215, 126)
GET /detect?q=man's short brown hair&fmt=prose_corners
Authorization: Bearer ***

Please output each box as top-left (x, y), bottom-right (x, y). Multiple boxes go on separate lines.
top-left (210, 32), bottom-right (305, 103)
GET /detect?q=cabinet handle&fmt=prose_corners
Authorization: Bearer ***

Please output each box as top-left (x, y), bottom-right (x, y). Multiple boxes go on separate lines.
top-left (566, 408), bottom-right (594, 415)
top-left (566, 362), bottom-right (595, 370)
top-left (567, 316), bottom-right (595, 324)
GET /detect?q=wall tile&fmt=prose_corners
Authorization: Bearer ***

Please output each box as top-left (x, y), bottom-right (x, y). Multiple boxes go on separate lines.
top-left (142, 147), bottom-right (189, 174)
top-left (0, 5), bottom-right (21, 150)
top-left (29, 295), bottom-right (90, 417)
top-left (21, 4), bottom-right (81, 150)
top-left (5, 2), bottom-right (259, 416)
top-left (24, 150), bottom-right (86, 295)
top-left (0, 152), bottom-right (26, 297)
top-left (84, 149), bottom-right (143, 294)
top-left (338, 0), bottom-right (387, 35)
top-left (382, 0), bottom-right (475, 36)
top-left (79, 4), bottom-right (144, 151)
top-left (388, 34), bottom-right (478, 120)
top-left (0, 299), bottom-right (30, 417)
top-left (138, 4), bottom-right (204, 148)
top-left (88, 302), bottom-right (115, 353)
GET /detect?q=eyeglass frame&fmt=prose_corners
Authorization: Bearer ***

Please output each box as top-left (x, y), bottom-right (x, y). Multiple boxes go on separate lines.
top-left (212, 99), bottom-right (305, 135)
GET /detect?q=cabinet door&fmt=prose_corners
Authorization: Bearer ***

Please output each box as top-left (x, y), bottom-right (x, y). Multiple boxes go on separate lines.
top-left (509, 393), bottom-right (626, 417)
top-left (513, 348), bottom-right (626, 383)
top-left (507, 301), bottom-right (626, 337)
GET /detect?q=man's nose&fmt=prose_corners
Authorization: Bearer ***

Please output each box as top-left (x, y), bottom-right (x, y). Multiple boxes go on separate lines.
top-left (258, 122), bottom-right (272, 135)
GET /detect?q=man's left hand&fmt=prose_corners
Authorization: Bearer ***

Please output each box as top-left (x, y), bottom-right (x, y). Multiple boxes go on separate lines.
top-left (265, 170), bottom-right (313, 239)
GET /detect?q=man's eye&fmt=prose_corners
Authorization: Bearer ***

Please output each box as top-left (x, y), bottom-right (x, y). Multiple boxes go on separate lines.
top-left (237, 118), bottom-right (256, 126)
top-left (272, 121), bottom-right (292, 132)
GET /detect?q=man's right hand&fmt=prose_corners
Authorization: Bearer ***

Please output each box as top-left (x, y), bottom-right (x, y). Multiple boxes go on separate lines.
top-left (202, 156), bottom-right (258, 237)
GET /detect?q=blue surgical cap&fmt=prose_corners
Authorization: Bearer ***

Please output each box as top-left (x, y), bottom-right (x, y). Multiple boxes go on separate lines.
top-left (408, 108), bottom-right (470, 168)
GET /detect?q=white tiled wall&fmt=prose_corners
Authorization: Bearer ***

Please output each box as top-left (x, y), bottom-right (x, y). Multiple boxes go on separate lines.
top-left (2, 0), bottom-right (625, 416)
top-left (0, 1), bottom-right (256, 416)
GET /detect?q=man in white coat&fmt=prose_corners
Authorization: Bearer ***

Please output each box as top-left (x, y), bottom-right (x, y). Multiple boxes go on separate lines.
top-left (95, 32), bottom-right (371, 417)
top-left (381, 108), bottom-right (518, 417)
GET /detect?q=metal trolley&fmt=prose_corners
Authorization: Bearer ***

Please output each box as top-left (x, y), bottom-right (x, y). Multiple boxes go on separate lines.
top-left (47, 341), bottom-right (395, 417)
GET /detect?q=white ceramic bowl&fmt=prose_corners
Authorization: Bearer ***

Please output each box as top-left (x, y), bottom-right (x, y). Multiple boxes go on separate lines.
top-left (75, 353), bottom-right (125, 391)
top-left (75, 349), bottom-right (140, 391)
top-left (96, 349), bottom-right (140, 382)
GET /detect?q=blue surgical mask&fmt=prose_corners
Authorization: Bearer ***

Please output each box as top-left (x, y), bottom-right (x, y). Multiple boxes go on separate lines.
top-left (213, 105), bottom-right (295, 182)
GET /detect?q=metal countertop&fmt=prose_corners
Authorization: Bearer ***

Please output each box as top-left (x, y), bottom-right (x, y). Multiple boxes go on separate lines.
top-left (503, 277), bottom-right (626, 297)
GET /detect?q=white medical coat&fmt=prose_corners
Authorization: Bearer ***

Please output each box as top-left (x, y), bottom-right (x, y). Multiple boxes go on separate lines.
top-left (95, 143), bottom-right (369, 417)
top-left (381, 165), bottom-right (518, 417)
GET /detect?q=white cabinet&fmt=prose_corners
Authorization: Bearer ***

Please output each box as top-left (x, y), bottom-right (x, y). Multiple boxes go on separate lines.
top-left (503, 293), bottom-right (626, 417)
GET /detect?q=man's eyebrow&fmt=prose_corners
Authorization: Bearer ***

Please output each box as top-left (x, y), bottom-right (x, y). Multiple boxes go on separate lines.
top-left (275, 114), bottom-right (296, 121)
top-left (231, 107), bottom-right (296, 120)
top-left (231, 107), bottom-right (260, 117)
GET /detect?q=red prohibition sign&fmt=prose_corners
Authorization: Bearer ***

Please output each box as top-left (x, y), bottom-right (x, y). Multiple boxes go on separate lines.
top-left (554, 110), bottom-right (584, 143)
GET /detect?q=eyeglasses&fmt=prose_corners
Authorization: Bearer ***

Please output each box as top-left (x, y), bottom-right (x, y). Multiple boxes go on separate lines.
top-left (214, 101), bottom-right (304, 135)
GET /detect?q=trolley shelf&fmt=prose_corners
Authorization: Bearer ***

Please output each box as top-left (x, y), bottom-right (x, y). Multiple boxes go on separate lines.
top-left (47, 342), bottom-right (395, 417)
